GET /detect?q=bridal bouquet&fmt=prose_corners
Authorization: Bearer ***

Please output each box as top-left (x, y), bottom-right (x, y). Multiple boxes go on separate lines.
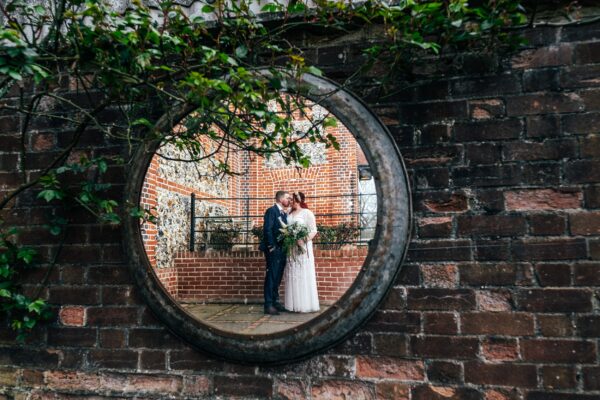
top-left (278, 217), bottom-right (309, 257)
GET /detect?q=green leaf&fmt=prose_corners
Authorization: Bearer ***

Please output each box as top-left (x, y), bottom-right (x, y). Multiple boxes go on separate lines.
top-left (307, 66), bottom-right (322, 76)
top-left (17, 248), bottom-right (36, 264)
top-left (201, 4), bottom-right (214, 13)
top-left (38, 189), bottom-right (63, 202)
top-left (235, 45), bottom-right (248, 59)
top-left (8, 70), bottom-right (22, 80)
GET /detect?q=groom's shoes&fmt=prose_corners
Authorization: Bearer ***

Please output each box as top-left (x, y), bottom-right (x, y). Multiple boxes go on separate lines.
top-left (264, 305), bottom-right (280, 315)
top-left (273, 303), bottom-right (286, 312)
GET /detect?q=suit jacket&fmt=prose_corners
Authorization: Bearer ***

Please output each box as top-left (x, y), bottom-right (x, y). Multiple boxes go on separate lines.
top-left (259, 204), bottom-right (287, 252)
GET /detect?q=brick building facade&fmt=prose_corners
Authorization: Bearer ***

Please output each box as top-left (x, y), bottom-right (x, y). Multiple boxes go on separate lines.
top-left (2, 12), bottom-right (600, 400)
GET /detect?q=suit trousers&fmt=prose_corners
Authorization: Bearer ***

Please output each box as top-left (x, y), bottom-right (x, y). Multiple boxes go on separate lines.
top-left (264, 248), bottom-right (286, 308)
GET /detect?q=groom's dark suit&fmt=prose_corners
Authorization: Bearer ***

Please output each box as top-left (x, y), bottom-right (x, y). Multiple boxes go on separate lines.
top-left (259, 204), bottom-right (287, 309)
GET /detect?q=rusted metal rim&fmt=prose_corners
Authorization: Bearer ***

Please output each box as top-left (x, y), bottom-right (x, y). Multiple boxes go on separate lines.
top-left (123, 70), bottom-right (412, 364)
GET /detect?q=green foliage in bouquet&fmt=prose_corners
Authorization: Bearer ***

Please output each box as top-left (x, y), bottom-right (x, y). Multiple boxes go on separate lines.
top-left (278, 221), bottom-right (309, 257)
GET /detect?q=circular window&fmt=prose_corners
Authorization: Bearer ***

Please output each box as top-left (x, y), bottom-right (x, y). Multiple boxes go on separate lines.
top-left (124, 71), bottom-right (411, 364)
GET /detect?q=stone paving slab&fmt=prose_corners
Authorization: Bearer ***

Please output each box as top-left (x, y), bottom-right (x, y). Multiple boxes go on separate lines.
top-left (181, 303), bottom-right (328, 334)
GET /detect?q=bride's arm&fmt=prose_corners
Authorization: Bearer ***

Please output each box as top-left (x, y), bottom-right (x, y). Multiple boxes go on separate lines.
top-left (306, 209), bottom-right (318, 241)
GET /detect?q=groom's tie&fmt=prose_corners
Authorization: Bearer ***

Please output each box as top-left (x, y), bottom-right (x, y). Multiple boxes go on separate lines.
top-left (281, 211), bottom-right (287, 223)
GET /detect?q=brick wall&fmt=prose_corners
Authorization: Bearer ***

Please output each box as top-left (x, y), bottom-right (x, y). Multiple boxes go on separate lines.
top-left (2, 18), bottom-right (600, 400)
top-left (156, 248), bottom-right (367, 303)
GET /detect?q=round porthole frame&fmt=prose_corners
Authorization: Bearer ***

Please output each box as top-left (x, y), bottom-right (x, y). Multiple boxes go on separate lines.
top-left (123, 70), bottom-right (412, 364)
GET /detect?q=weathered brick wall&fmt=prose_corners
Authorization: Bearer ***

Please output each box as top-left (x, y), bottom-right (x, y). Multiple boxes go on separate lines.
top-left (1, 19), bottom-right (600, 400)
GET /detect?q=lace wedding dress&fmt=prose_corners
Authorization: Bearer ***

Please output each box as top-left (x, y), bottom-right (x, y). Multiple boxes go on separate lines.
top-left (283, 208), bottom-right (320, 312)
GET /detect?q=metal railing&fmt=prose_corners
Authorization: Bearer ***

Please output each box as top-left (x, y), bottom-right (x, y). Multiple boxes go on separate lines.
top-left (189, 193), bottom-right (377, 251)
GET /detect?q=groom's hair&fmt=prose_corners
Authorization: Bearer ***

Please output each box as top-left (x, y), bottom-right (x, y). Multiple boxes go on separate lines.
top-left (275, 191), bottom-right (289, 202)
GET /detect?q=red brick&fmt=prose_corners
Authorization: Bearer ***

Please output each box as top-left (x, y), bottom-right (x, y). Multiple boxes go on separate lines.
top-left (465, 142), bottom-right (502, 164)
top-left (311, 380), bottom-right (375, 400)
top-left (542, 366), bottom-right (576, 389)
top-left (505, 189), bottom-right (582, 211)
top-left (418, 216), bottom-right (452, 238)
top-left (574, 263), bottom-right (600, 285)
top-left (534, 263), bottom-right (571, 286)
top-left (86, 307), bottom-right (139, 326)
top-left (574, 42), bottom-right (600, 64)
top-left (47, 327), bottom-right (96, 347)
top-left (375, 382), bottom-right (409, 400)
top-left (88, 349), bottom-right (138, 369)
top-left (528, 214), bottom-right (566, 235)
top-left (538, 314), bottom-right (574, 337)
top-left (49, 287), bottom-right (100, 305)
top-left (454, 119), bottom-right (522, 141)
top-left (99, 329), bottom-right (126, 348)
top-left (580, 134), bottom-right (600, 158)
top-left (506, 93), bottom-right (584, 116)
top-left (423, 313), bottom-right (458, 335)
top-left (526, 115), bottom-right (560, 138)
top-left (462, 312), bottom-right (534, 336)
top-left (407, 289), bottom-right (475, 311)
top-left (421, 264), bottom-right (457, 288)
top-left (459, 263), bottom-right (518, 286)
top-left (517, 289), bottom-right (592, 312)
top-left (275, 380), bottom-right (309, 400)
top-left (421, 193), bottom-right (469, 213)
top-left (484, 388), bottom-right (520, 400)
top-left (366, 311), bottom-right (421, 333)
top-left (140, 350), bottom-right (166, 370)
top-left (576, 315), bottom-right (600, 337)
top-left (412, 385), bottom-right (482, 400)
top-left (469, 99), bottom-right (505, 120)
top-left (482, 338), bottom-right (519, 361)
top-left (412, 336), bottom-right (478, 359)
top-left (372, 333), bottom-right (408, 357)
top-left (511, 44), bottom-right (573, 69)
top-left (426, 361), bottom-right (462, 384)
top-left (583, 366), bottom-right (600, 390)
top-left (465, 362), bottom-right (537, 388)
top-left (561, 65), bottom-right (600, 89)
top-left (457, 215), bottom-right (526, 237)
top-left (356, 356), bottom-right (424, 380)
top-left (476, 290), bottom-right (513, 311)
top-left (565, 160), bottom-right (600, 183)
top-left (522, 339), bottom-right (596, 363)
top-left (513, 239), bottom-right (587, 261)
top-left (59, 306), bottom-right (85, 326)
top-left (570, 212), bottom-right (600, 235)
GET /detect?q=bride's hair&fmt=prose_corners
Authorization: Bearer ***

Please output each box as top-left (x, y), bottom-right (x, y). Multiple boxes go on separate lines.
top-left (293, 192), bottom-right (309, 209)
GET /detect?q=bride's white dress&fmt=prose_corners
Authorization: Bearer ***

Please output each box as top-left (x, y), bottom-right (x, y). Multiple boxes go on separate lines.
top-left (284, 208), bottom-right (320, 312)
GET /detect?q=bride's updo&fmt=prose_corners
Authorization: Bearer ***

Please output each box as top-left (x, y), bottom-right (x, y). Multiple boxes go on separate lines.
top-left (293, 192), bottom-right (309, 209)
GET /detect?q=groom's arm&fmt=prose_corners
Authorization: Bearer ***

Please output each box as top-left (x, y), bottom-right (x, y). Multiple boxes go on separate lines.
top-left (263, 208), bottom-right (277, 252)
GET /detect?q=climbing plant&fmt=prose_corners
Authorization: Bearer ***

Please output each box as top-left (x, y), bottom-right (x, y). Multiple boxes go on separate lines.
top-left (0, 0), bottom-right (526, 340)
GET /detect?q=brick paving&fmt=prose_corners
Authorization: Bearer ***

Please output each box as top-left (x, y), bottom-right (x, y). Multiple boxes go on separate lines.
top-left (182, 303), bottom-right (328, 334)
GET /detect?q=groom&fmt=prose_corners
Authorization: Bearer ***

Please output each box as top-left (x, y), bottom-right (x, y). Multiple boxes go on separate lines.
top-left (259, 190), bottom-right (291, 315)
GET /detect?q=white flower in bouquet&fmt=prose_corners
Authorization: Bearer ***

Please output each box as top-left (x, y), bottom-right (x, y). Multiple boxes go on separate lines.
top-left (278, 218), bottom-right (309, 257)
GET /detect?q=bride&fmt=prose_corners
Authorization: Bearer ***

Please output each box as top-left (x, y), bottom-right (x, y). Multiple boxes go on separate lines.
top-left (283, 192), bottom-right (320, 313)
